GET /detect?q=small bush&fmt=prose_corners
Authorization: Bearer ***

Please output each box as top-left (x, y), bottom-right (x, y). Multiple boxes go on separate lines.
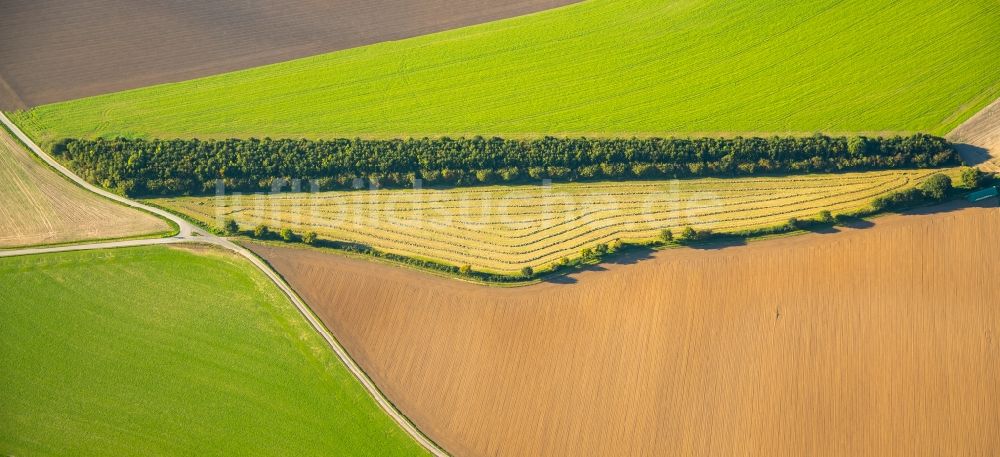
top-left (222, 218), bottom-right (240, 235)
top-left (919, 173), bottom-right (952, 201)
top-left (960, 167), bottom-right (986, 189)
top-left (659, 229), bottom-right (674, 243)
top-left (459, 264), bottom-right (472, 275)
top-left (520, 266), bottom-right (534, 278)
top-left (253, 224), bottom-right (271, 239)
top-left (499, 167), bottom-right (521, 182)
top-left (475, 169), bottom-right (495, 184)
top-left (680, 226), bottom-right (714, 242)
top-left (302, 231), bottom-right (318, 245)
top-left (872, 187), bottom-right (925, 212)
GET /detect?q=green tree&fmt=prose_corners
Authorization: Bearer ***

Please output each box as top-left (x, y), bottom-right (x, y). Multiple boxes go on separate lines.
top-left (222, 218), bottom-right (240, 235)
top-left (520, 266), bottom-right (534, 278)
top-left (253, 224), bottom-right (270, 239)
top-left (302, 231), bottom-right (318, 245)
top-left (280, 228), bottom-right (295, 242)
top-left (848, 136), bottom-right (874, 156)
top-left (459, 264), bottom-right (472, 275)
top-left (872, 188), bottom-right (924, 212)
top-left (817, 210), bottom-right (834, 224)
top-left (960, 167), bottom-right (985, 189)
top-left (475, 169), bottom-right (495, 183)
top-left (499, 167), bottom-right (521, 182)
top-left (659, 229), bottom-right (673, 243)
top-left (681, 226), bottom-right (697, 241)
top-left (920, 173), bottom-right (952, 201)
top-left (594, 243), bottom-right (609, 255)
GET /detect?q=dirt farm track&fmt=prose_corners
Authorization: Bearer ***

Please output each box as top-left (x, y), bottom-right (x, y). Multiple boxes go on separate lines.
top-left (0, 0), bottom-right (577, 110)
top-left (251, 200), bottom-right (1000, 457)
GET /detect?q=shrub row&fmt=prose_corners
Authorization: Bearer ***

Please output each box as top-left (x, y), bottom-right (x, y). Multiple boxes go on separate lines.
top-left (52, 134), bottom-right (960, 196)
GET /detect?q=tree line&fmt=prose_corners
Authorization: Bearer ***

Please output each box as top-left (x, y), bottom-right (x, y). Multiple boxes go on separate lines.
top-left (51, 134), bottom-right (960, 196)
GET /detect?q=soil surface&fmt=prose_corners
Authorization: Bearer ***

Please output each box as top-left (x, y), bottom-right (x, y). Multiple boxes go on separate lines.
top-left (949, 97), bottom-right (1000, 171)
top-left (0, 0), bottom-right (578, 110)
top-left (0, 125), bottom-right (169, 247)
top-left (251, 200), bottom-right (1000, 457)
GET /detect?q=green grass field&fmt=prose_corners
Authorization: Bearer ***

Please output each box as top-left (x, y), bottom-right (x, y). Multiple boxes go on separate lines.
top-left (0, 246), bottom-right (426, 456)
top-left (11, 0), bottom-right (1000, 143)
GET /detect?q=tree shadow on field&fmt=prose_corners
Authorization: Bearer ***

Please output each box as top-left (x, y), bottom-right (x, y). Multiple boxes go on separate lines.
top-left (953, 143), bottom-right (993, 168)
top-left (543, 248), bottom-right (660, 285)
top-left (898, 197), bottom-right (998, 217)
top-left (835, 216), bottom-right (875, 229)
top-left (685, 236), bottom-right (748, 251)
top-left (545, 274), bottom-right (579, 285)
top-left (805, 225), bottom-right (840, 234)
top-left (544, 264), bottom-right (607, 285)
top-left (604, 246), bottom-right (657, 266)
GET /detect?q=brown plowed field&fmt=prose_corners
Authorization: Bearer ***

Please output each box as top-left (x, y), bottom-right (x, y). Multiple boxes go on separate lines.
top-left (0, 0), bottom-right (578, 110)
top-left (251, 201), bottom-right (1000, 457)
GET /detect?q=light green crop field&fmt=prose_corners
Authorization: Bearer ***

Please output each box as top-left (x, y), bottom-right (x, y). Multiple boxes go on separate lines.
top-left (0, 246), bottom-right (426, 456)
top-left (156, 169), bottom-right (951, 274)
top-left (11, 0), bottom-right (1000, 143)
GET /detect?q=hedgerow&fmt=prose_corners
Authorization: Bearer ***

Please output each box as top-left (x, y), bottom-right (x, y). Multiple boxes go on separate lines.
top-left (52, 134), bottom-right (959, 196)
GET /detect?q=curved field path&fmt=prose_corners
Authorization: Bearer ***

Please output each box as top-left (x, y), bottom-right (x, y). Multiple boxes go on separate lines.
top-left (252, 200), bottom-right (1000, 457)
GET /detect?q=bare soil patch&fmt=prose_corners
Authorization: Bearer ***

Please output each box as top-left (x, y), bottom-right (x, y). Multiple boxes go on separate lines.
top-left (949, 97), bottom-right (1000, 171)
top-left (251, 201), bottom-right (1000, 457)
top-left (0, 127), bottom-right (169, 248)
top-left (0, 0), bottom-right (577, 110)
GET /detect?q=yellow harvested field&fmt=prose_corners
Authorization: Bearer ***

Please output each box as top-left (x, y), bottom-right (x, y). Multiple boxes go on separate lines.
top-left (160, 170), bottom-right (945, 273)
top-left (250, 200), bottom-right (1000, 457)
top-left (0, 127), bottom-right (169, 248)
